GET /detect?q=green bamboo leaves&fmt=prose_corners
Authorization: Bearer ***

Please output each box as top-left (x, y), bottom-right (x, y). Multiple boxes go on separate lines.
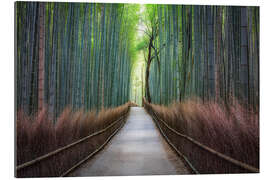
top-left (145, 5), bottom-right (259, 109)
top-left (16, 2), bottom-right (138, 119)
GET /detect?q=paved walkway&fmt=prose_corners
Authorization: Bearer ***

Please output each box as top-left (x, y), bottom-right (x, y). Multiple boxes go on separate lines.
top-left (69, 107), bottom-right (190, 176)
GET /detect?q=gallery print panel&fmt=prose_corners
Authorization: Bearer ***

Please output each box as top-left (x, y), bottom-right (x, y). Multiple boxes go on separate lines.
top-left (15, 1), bottom-right (259, 177)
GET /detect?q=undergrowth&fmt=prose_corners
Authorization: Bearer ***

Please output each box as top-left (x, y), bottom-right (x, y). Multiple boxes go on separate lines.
top-left (143, 98), bottom-right (259, 173)
top-left (16, 102), bottom-right (131, 177)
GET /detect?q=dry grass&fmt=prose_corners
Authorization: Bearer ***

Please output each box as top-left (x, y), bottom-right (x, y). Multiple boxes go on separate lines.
top-left (16, 102), bottom-right (131, 177)
top-left (128, 101), bottom-right (139, 107)
top-left (143, 98), bottom-right (259, 174)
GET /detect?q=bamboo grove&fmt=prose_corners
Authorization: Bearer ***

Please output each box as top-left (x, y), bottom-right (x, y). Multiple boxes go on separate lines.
top-left (144, 5), bottom-right (259, 110)
top-left (16, 2), bottom-right (139, 119)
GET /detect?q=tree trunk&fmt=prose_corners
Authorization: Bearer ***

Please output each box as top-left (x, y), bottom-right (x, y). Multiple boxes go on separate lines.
top-left (207, 6), bottom-right (215, 99)
top-left (240, 7), bottom-right (249, 103)
top-left (38, 2), bottom-right (45, 112)
top-left (145, 34), bottom-right (154, 103)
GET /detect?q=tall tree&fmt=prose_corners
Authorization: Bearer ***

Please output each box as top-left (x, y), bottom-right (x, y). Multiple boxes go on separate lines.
top-left (38, 2), bottom-right (45, 112)
top-left (240, 7), bottom-right (249, 103)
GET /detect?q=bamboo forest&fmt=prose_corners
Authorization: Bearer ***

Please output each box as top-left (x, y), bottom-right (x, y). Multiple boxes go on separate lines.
top-left (16, 2), bottom-right (259, 177)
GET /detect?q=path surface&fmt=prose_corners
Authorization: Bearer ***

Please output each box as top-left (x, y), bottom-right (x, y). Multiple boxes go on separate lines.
top-left (69, 107), bottom-right (190, 176)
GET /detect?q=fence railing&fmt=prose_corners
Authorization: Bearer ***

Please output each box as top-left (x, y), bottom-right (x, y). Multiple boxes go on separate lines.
top-left (16, 108), bottom-right (130, 177)
top-left (143, 101), bottom-right (259, 173)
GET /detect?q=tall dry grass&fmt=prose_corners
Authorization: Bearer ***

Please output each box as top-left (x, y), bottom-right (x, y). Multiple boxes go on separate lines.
top-left (16, 102), bottom-right (131, 177)
top-left (143, 98), bottom-right (259, 173)
top-left (129, 101), bottom-right (139, 107)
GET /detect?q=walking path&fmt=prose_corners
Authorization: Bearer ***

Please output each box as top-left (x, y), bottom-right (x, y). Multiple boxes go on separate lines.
top-left (69, 107), bottom-right (190, 176)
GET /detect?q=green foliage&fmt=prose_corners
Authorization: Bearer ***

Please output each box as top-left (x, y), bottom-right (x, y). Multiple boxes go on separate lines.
top-left (16, 2), bottom-right (140, 118)
top-left (135, 38), bottom-right (147, 51)
top-left (143, 4), bottom-right (259, 110)
top-left (16, 2), bottom-right (259, 116)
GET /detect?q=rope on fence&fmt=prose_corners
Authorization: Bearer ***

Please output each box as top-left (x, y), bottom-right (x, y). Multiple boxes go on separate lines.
top-left (16, 109), bottom-right (129, 171)
top-left (61, 119), bottom-right (127, 176)
top-left (147, 108), bottom-right (199, 174)
top-left (145, 105), bottom-right (259, 173)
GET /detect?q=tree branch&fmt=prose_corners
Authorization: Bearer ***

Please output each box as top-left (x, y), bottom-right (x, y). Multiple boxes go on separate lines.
top-left (136, 28), bottom-right (152, 38)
